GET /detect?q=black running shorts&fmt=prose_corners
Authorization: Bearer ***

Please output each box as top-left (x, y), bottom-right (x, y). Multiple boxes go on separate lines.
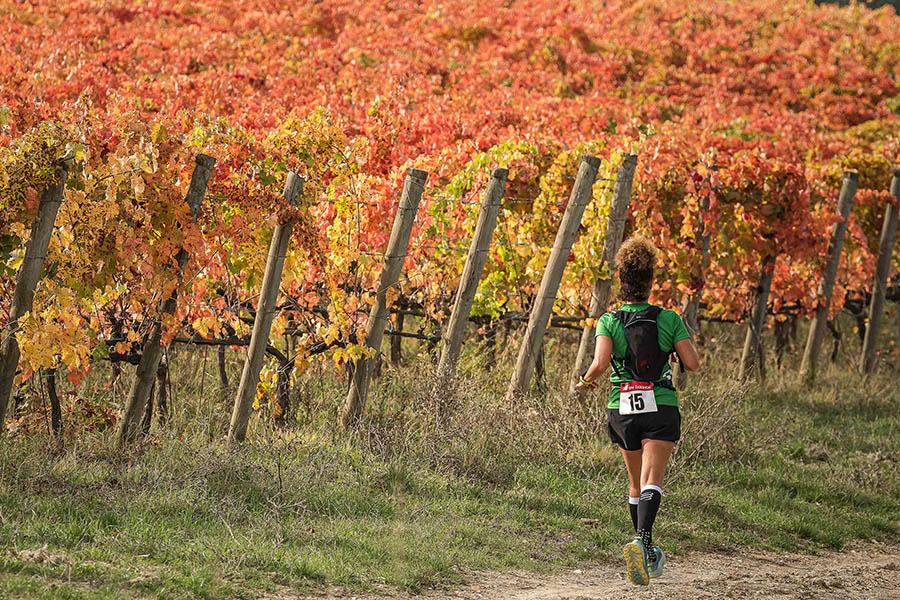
top-left (607, 405), bottom-right (681, 451)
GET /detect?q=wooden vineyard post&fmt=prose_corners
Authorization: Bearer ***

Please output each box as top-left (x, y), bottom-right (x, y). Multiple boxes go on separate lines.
top-left (156, 359), bottom-right (169, 424)
top-left (799, 171), bottom-right (858, 385)
top-left (117, 154), bottom-right (216, 446)
top-left (227, 172), bottom-right (304, 443)
top-left (437, 168), bottom-right (508, 379)
top-left (390, 312), bottom-right (404, 366)
top-left (507, 155), bottom-right (600, 400)
top-left (46, 368), bottom-right (62, 438)
top-left (570, 154), bottom-right (637, 389)
top-left (217, 345), bottom-right (229, 390)
top-left (274, 352), bottom-right (294, 428)
top-left (340, 168), bottom-right (427, 428)
top-left (859, 169), bottom-right (900, 374)
top-left (0, 162), bottom-right (68, 433)
top-left (738, 255), bottom-right (775, 380)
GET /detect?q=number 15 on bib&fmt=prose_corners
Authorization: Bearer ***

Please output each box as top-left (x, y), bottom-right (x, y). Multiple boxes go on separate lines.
top-left (619, 381), bottom-right (658, 415)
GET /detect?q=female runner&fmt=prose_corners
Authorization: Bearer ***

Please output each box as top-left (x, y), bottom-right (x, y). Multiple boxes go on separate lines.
top-left (575, 235), bottom-right (700, 586)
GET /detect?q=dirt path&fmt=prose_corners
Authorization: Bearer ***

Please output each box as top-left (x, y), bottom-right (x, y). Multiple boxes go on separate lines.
top-left (288, 541), bottom-right (900, 600)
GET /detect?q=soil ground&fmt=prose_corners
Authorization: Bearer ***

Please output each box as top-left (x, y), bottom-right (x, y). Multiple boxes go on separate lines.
top-left (285, 541), bottom-right (900, 600)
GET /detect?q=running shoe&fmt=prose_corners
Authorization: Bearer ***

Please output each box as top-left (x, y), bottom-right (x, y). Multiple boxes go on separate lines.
top-left (648, 545), bottom-right (666, 578)
top-left (623, 538), bottom-right (650, 585)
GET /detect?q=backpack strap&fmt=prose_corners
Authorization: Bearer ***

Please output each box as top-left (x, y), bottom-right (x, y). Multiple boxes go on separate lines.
top-left (641, 305), bottom-right (663, 321)
top-left (609, 310), bottom-right (629, 379)
top-left (642, 306), bottom-right (675, 389)
top-left (610, 357), bottom-right (628, 380)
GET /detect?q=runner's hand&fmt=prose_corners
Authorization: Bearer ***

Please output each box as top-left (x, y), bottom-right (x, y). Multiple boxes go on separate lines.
top-left (575, 376), bottom-right (598, 391)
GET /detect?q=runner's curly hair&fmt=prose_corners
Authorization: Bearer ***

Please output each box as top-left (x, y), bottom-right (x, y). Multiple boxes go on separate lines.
top-left (614, 235), bottom-right (657, 303)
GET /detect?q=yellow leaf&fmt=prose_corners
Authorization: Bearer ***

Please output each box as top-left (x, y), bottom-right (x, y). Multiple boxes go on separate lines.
top-left (271, 314), bottom-right (288, 338)
top-left (56, 227), bottom-right (74, 248)
top-left (61, 345), bottom-right (78, 369)
top-left (151, 123), bottom-right (168, 143)
top-left (384, 286), bottom-right (399, 307)
top-left (192, 317), bottom-right (209, 337)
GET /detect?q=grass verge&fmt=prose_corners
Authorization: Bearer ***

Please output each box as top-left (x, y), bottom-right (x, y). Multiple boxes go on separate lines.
top-left (1, 327), bottom-right (899, 599)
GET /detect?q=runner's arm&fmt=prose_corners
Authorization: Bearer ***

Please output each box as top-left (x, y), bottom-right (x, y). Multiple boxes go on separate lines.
top-left (674, 338), bottom-right (700, 371)
top-left (578, 334), bottom-right (613, 388)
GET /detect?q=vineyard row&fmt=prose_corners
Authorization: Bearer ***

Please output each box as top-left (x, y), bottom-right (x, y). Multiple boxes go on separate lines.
top-left (1, 149), bottom-right (899, 443)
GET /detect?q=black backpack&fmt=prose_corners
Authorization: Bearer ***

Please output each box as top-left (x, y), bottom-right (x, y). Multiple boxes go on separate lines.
top-left (609, 306), bottom-right (674, 389)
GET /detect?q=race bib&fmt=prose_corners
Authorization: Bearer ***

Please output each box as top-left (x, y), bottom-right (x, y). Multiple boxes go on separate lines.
top-left (618, 381), bottom-right (658, 415)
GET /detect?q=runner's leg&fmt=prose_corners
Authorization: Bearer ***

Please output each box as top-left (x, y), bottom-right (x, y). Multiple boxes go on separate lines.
top-left (621, 447), bottom-right (651, 584)
top-left (639, 439), bottom-right (674, 488)
top-left (620, 448), bottom-right (642, 531)
top-left (629, 496), bottom-right (640, 531)
top-left (637, 439), bottom-right (674, 559)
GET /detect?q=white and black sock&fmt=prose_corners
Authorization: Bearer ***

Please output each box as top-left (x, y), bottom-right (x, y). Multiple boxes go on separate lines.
top-left (628, 496), bottom-right (640, 532)
top-left (637, 484), bottom-right (662, 562)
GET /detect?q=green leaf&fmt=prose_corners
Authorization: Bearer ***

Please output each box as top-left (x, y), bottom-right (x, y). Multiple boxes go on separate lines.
top-left (92, 340), bottom-right (110, 360)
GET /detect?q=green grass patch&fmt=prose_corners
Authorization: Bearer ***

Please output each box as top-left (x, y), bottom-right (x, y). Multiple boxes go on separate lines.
top-left (2, 320), bottom-right (899, 598)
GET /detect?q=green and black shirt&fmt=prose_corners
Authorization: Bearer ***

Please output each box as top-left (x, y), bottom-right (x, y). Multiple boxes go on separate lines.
top-left (595, 303), bottom-right (691, 409)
